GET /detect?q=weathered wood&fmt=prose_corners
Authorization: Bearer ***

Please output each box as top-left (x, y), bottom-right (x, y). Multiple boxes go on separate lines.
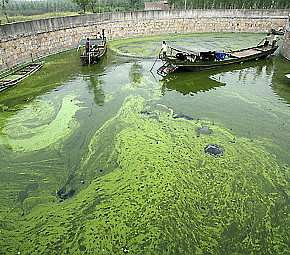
top-left (158, 44), bottom-right (278, 75)
top-left (79, 37), bottom-right (107, 66)
top-left (0, 62), bottom-right (44, 92)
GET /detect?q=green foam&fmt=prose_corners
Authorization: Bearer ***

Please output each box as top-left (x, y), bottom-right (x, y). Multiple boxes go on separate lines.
top-left (1, 94), bottom-right (288, 254)
top-left (0, 95), bottom-right (83, 152)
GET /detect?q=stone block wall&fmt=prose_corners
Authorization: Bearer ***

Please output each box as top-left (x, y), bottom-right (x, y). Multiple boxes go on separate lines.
top-left (0, 9), bottom-right (289, 74)
top-left (281, 15), bottom-right (290, 60)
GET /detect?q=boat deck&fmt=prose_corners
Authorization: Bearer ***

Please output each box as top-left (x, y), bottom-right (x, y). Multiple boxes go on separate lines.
top-left (157, 44), bottom-right (278, 76)
top-left (229, 46), bottom-right (275, 58)
top-left (0, 62), bottom-right (44, 92)
top-left (230, 48), bottom-right (262, 58)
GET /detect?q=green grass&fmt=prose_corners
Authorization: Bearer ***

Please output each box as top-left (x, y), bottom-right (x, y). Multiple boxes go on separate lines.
top-left (0, 12), bottom-right (83, 24)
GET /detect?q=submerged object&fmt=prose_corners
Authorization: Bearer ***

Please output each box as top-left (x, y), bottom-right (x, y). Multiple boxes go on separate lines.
top-left (0, 62), bottom-right (44, 92)
top-left (157, 44), bottom-right (278, 76)
top-left (173, 113), bottom-right (194, 120)
top-left (204, 144), bottom-right (224, 157)
top-left (197, 126), bottom-right (213, 136)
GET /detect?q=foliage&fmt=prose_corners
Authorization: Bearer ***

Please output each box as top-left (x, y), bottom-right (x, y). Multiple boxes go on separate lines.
top-left (1, 0), bottom-right (289, 21)
top-left (1, 0), bottom-right (10, 22)
top-left (169, 0), bottom-right (289, 9)
top-left (0, 12), bottom-right (80, 24)
top-left (88, 0), bottom-right (100, 13)
top-left (5, 0), bottom-right (78, 16)
top-left (71, 0), bottom-right (90, 13)
top-left (3, 0), bottom-right (142, 17)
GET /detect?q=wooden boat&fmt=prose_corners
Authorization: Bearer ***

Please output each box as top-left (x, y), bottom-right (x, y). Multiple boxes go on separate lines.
top-left (79, 30), bottom-right (107, 65)
top-left (157, 44), bottom-right (278, 76)
top-left (270, 28), bottom-right (284, 36)
top-left (0, 62), bottom-right (44, 92)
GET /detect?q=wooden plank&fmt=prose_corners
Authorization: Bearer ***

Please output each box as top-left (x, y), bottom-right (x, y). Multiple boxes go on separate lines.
top-left (169, 46), bottom-right (198, 55)
top-left (230, 49), bottom-right (261, 58)
top-left (0, 62), bottom-right (44, 92)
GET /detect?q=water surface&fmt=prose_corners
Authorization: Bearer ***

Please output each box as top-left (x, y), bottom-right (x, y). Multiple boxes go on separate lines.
top-left (0, 33), bottom-right (289, 254)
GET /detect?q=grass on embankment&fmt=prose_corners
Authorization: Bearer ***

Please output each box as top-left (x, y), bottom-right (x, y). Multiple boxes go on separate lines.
top-left (0, 12), bottom-right (85, 24)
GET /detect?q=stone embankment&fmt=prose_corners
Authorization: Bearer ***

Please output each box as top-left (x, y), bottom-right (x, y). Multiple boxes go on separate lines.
top-left (281, 15), bottom-right (290, 60)
top-left (0, 9), bottom-right (289, 73)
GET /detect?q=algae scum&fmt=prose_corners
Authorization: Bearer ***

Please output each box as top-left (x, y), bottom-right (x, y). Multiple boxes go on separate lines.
top-left (0, 33), bottom-right (289, 254)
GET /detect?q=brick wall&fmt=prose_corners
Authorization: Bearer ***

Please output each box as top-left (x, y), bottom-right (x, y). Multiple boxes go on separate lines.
top-left (0, 9), bottom-right (289, 74)
top-left (281, 15), bottom-right (290, 60)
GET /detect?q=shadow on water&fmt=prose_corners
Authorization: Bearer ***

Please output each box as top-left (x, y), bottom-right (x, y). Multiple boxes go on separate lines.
top-left (270, 54), bottom-right (290, 105)
top-left (161, 70), bottom-right (226, 96)
top-left (86, 75), bottom-right (105, 106)
top-left (159, 57), bottom-right (278, 96)
top-left (129, 61), bottom-right (143, 84)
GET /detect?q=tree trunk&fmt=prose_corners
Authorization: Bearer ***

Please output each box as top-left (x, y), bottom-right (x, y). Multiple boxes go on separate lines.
top-left (1, 0), bottom-right (10, 23)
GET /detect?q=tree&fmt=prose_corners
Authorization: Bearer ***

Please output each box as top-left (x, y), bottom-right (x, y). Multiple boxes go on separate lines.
top-left (128, 0), bottom-right (142, 10)
top-left (71, 0), bottom-right (90, 13)
top-left (89, 0), bottom-right (100, 13)
top-left (1, 0), bottom-right (10, 22)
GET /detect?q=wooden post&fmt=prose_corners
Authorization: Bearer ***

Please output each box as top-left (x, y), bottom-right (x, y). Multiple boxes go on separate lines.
top-left (150, 49), bottom-right (162, 72)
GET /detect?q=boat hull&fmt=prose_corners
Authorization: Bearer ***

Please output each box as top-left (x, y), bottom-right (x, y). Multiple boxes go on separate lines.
top-left (0, 62), bottom-right (44, 92)
top-left (270, 29), bottom-right (284, 35)
top-left (80, 42), bottom-right (107, 65)
top-left (164, 46), bottom-right (278, 72)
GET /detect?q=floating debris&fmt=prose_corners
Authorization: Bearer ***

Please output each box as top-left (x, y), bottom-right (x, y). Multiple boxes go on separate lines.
top-left (204, 144), bottom-right (224, 157)
top-left (149, 115), bottom-right (162, 123)
top-left (197, 126), bottom-right (213, 136)
top-left (172, 113), bottom-right (194, 120)
top-left (57, 187), bottom-right (76, 200)
top-left (139, 110), bottom-right (151, 115)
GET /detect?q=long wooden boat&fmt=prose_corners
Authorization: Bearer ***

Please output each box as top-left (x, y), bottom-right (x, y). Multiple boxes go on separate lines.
top-left (0, 62), bottom-right (44, 92)
top-left (157, 44), bottom-right (278, 76)
top-left (270, 28), bottom-right (284, 35)
top-left (78, 31), bottom-right (107, 65)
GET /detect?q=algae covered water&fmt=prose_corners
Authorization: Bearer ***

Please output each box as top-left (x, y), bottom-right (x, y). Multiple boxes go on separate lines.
top-left (0, 33), bottom-right (289, 254)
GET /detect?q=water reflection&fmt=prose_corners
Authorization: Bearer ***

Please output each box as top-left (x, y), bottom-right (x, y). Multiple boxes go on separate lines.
top-left (0, 34), bottom-right (289, 255)
top-left (270, 55), bottom-right (290, 105)
top-left (160, 59), bottom-right (275, 96)
top-left (161, 70), bottom-right (226, 95)
top-left (129, 61), bottom-right (143, 84)
top-left (85, 75), bottom-right (105, 106)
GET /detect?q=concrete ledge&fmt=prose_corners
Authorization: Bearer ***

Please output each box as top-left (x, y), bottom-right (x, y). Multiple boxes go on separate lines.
top-left (281, 15), bottom-right (290, 60)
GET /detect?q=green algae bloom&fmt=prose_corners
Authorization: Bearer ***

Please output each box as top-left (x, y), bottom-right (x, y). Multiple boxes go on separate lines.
top-left (0, 95), bottom-right (83, 152)
top-left (109, 33), bottom-right (265, 58)
top-left (0, 33), bottom-right (289, 255)
top-left (2, 93), bottom-right (288, 254)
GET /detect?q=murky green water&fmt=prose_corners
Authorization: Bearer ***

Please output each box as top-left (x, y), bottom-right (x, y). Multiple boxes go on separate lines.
top-left (0, 33), bottom-right (289, 254)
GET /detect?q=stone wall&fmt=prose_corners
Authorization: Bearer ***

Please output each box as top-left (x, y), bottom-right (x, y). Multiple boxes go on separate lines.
top-left (0, 9), bottom-right (289, 74)
top-left (281, 15), bottom-right (290, 60)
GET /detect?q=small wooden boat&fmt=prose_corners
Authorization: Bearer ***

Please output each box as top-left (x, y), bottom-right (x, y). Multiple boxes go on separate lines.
top-left (0, 62), bottom-right (44, 92)
top-left (157, 44), bottom-right (278, 76)
top-left (270, 28), bottom-right (284, 36)
top-left (78, 30), bottom-right (107, 65)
